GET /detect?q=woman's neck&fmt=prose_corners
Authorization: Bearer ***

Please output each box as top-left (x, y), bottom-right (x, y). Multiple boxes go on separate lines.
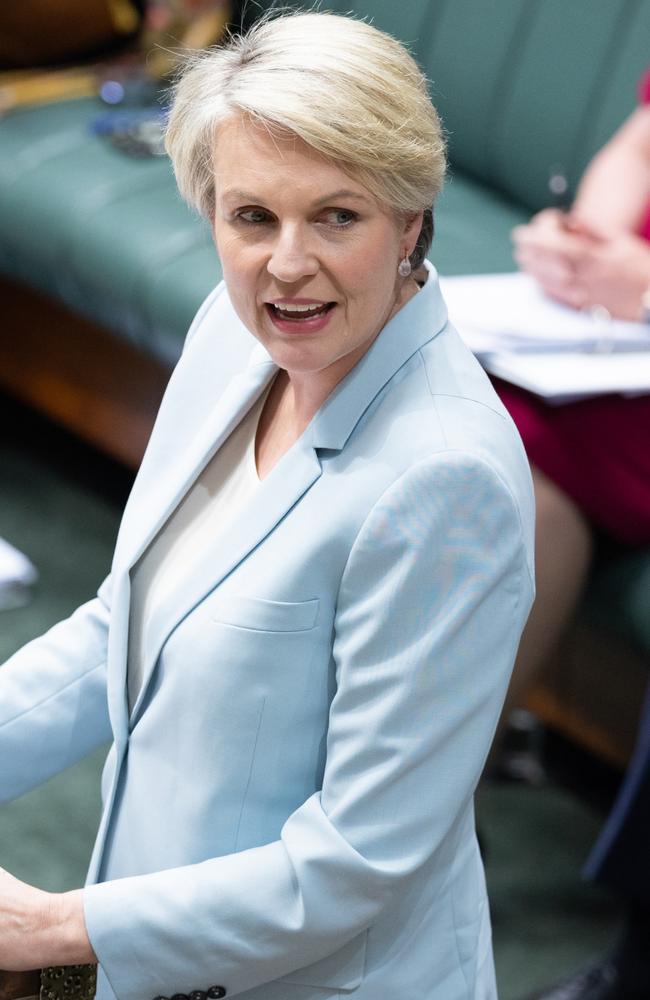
top-left (255, 275), bottom-right (422, 478)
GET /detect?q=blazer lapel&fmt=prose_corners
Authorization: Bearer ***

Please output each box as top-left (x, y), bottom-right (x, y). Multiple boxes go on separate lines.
top-left (129, 434), bottom-right (322, 727)
top-left (109, 354), bottom-right (276, 731)
top-left (114, 356), bottom-right (276, 575)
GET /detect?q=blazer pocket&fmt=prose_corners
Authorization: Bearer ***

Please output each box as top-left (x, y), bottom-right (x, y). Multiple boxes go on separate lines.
top-left (211, 595), bottom-right (319, 633)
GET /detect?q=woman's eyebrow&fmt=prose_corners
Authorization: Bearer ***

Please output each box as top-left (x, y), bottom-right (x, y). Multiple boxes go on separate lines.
top-left (220, 188), bottom-right (371, 206)
top-left (312, 190), bottom-right (371, 206)
top-left (220, 189), bottom-right (265, 204)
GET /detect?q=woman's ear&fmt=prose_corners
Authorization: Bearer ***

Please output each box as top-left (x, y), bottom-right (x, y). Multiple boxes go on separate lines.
top-left (403, 210), bottom-right (424, 255)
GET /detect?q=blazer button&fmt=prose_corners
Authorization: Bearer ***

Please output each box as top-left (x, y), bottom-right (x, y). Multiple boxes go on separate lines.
top-left (207, 988), bottom-right (226, 999)
top-left (171, 994), bottom-right (189, 1000)
top-left (189, 993), bottom-right (207, 1000)
top-left (152, 996), bottom-right (169, 1000)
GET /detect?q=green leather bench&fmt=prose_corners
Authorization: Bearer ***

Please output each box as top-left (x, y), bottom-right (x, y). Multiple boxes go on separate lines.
top-left (0, 0), bottom-right (648, 763)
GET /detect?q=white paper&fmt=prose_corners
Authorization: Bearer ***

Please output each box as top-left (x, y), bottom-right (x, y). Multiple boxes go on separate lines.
top-left (484, 351), bottom-right (650, 403)
top-left (439, 272), bottom-right (650, 356)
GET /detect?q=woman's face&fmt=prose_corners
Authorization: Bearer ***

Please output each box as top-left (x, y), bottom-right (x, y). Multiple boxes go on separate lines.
top-left (211, 116), bottom-right (422, 385)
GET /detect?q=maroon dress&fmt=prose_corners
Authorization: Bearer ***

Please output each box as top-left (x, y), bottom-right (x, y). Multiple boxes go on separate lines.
top-left (495, 71), bottom-right (650, 544)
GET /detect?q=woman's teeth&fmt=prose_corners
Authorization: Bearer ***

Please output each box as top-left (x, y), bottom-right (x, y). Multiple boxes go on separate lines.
top-left (271, 302), bottom-right (331, 319)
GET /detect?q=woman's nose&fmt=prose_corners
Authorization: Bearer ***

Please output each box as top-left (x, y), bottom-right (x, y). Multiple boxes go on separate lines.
top-left (267, 226), bottom-right (319, 282)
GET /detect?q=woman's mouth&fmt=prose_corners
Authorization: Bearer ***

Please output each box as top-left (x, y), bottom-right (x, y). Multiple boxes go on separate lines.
top-left (266, 300), bottom-right (336, 333)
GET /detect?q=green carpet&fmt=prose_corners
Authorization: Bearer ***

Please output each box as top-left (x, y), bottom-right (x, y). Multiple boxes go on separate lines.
top-left (0, 394), bottom-right (621, 999)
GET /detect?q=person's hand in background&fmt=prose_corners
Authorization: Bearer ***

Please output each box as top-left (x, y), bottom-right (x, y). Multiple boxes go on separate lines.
top-left (513, 212), bottom-right (650, 319)
top-left (512, 208), bottom-right (594, 307)
top-left (512, 101), bottom-right (650, 321)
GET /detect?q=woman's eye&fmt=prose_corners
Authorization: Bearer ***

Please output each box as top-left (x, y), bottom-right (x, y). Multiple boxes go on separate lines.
top-left (237, 209), bottom-right (271, 225)
top-left (322, 209), bottom-right (357, 227)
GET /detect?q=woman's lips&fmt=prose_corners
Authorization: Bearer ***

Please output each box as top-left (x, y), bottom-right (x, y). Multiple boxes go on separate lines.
top-left (265, 301), bottom-right (336, 333)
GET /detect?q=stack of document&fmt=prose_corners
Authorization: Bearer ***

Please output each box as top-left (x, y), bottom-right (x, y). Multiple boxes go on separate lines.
top-left (0, 536), bottom-right (38, 609)
top-left (439, 272), bottom-right (650, 402)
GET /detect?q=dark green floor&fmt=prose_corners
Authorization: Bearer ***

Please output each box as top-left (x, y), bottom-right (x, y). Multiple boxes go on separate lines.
top-left (0, 394), bottom-right (621, 999)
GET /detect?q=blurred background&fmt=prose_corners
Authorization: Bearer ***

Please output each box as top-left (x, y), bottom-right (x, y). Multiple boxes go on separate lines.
top-left (1, 3), bottom-right (648, 998)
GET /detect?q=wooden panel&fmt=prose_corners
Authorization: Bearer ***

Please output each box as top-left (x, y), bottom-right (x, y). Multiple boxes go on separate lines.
top-left (526, 621), bottom-right (648, 768)
top-left (0, 276), bottom-right (170, 468)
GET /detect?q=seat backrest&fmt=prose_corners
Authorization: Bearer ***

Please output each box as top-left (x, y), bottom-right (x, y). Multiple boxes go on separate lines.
top-left (293, 0), bottom-right (650, 211)
top-left (424, 0), bottom-right (650, 211)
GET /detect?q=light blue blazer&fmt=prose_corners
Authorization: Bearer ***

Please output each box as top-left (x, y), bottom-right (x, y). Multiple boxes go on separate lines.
top-left (0, 264), bottom-right (535, 1000)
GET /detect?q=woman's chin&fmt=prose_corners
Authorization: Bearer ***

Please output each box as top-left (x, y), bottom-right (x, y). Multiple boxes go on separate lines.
top-left (266, 345), bottom-right (333, 376)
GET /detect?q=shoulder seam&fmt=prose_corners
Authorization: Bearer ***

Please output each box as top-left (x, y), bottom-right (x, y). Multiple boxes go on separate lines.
top-left (417, 342), bottom-right (511, 423)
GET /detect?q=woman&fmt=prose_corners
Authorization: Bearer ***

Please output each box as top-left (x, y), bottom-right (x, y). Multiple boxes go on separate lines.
top-left (497, 73), bottom-right (650, 1000)
top-left (497, 72), bottom-right (650, 721)
top-left (0, 13), bottom-right (534, 999)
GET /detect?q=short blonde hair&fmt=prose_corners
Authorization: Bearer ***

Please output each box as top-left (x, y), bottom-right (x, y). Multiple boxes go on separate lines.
top-left (165, 11), bottom-right (446, 267)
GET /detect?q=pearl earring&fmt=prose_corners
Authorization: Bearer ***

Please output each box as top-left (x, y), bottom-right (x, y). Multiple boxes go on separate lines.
top-left (398, 252), bottom-right (412, 278)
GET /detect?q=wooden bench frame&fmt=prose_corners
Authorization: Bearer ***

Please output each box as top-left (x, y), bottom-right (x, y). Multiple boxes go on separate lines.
top-left (0, 276), bottom-right (169, 469)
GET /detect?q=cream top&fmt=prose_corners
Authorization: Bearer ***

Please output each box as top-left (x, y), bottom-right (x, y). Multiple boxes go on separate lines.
top-left (127, 387), bottom-right (269, 713)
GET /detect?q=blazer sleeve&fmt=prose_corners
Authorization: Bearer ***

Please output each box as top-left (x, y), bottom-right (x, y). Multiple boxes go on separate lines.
top-left (0, 575), bottom-right (113, 803)
top-left (83, 452), bottom-right (534, 1000)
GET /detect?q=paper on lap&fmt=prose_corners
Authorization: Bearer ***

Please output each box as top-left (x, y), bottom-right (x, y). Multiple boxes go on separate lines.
top-left (439, 272), bottom-right (650, 356)
top-left (439, 272), bottom-right (650, 400)
top-left (485, 351), bottom-right (650, 403)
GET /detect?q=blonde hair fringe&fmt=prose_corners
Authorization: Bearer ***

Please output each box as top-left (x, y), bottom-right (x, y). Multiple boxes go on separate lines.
top-left (165, 10), bottom-right (446, 264)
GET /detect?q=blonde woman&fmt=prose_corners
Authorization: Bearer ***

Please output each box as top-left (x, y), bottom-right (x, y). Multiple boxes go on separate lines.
top-left (0, 13), bottom-right (534, 999)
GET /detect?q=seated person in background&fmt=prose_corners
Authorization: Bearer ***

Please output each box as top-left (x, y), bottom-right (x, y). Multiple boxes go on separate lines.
top-left (494, 72), bottom-right (650, 1000)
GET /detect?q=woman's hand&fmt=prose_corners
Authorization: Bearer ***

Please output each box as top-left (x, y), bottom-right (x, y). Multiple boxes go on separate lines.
top-left (512, 211), bottom-right (650, 320)
top-left (0, 867), bottom-right (95, 970)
